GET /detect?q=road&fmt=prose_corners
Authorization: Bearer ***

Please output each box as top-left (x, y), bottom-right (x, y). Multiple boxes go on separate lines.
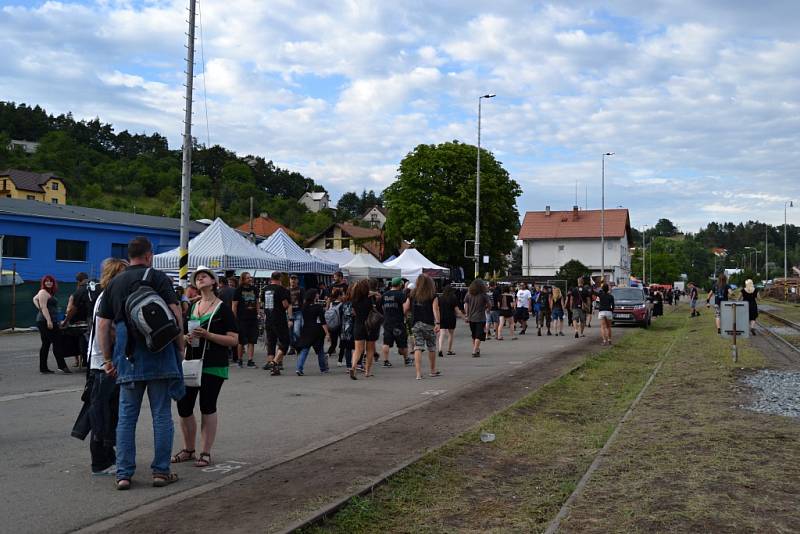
top-left (0, 322), bottom-right (607, 534)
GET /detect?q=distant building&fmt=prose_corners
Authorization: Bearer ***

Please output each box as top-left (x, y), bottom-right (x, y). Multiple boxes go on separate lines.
top-left (236, 214), bottom-right (301, 241)
top-left (7, 140), bottom-right (40, 154)
top-left (361, 205), bottom-right (387, 228)
top-left (305, 222), bottom-right (384, 260)
top-left (298, 191), bottom-right (330, 212)
top-left (0, 197), bottom-right (206, 282)
top-left (518, 206), bottom-right (632, 286)
top-left (1, 169), bottom-right (67, 205)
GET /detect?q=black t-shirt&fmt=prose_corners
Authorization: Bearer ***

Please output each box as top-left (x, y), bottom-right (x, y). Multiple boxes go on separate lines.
top-left (712, 283), bottom-right (731, 304)
top-left (219, 286), bottom-right (236, 309)
top-left (298, 303), bottom-right (327, 347)
top-left (491, 288), bottom-right (501, 311)
top-left (331, 282), bottom-right (348, 295)
top-left (71, 283), bottom-right (90, 323)
top-left (262, 283), bottom-right (290, 324)
top-left (412, 297), bottom-right (436, 325)
top-left (289, 286), bottom-right (303, 308)
top-left (689, 287), bottom-right (698, 300)
top-left (187, 302), bottom-right (238, 369)
top-left (381, 290), bottom-right (406, 327)
top-left (233, 284), bottom-right (259, 322)
top-left (598, 292), bottom-right (615, 311)
top-left (97, 265), bottom-right (178, 323)
top-left (569, 287), bottom-right (584, 310)
top-left (352, 297), bottom-right (373, 326)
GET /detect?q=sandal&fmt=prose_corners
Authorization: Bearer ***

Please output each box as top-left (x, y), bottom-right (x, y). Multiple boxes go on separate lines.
top-left (171, 449), bottom-right (195, 463)
top-left (152, 472), bottom-right (179, 487)
top-left (429, 370), bottom-right (442, 377)
top-left (446, 351), bottom-right (456, 355)
top-left (195, 452), bottom-right (211, 468)
top-left (116, 478), bottom-right (131, 491)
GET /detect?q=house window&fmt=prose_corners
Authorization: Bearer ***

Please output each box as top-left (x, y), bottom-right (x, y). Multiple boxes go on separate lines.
top-left (325, 238), bottom-right (334, 249)
top-left (51, 198), bottom-right (58, 204)
top-left (1, 235), bottom-right (29, 258)
top-left (558, 245), bottom-right (565, 251)
top-left (51, 182), bottom-right (59, 190)
top-left (111, 243), bottom-right (128, 259)
top-left (56, 239), bottom-right (87, 262)
top-left (26, 195), bottom-right (35, 200)
top-left (2, 179), bottom-right (6, 190)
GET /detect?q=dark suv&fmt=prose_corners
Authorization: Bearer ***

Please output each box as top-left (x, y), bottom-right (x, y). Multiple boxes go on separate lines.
top-left (610, 287), bottom-right (652, 328)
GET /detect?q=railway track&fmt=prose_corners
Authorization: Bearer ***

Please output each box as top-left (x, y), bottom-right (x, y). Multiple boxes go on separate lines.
top-left (757, 309), bottom-right (800, 356)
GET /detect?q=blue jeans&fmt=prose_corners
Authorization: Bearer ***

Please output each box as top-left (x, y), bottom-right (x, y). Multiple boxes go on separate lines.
top-left (116, 379), bottom-right (174, 480)
top-left (296, 340), bottom-right (328, 373)
top-left (291, 310), bottom-right (303, 347)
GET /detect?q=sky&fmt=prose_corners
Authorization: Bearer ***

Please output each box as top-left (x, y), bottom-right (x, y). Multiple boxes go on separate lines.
top-left (0, 0), bottom-right (798, 232)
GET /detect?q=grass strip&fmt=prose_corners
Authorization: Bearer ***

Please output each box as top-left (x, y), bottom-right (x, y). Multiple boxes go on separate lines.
top-left (303, 311), bottom-right (689, 533)
top-left (559, 311), bottom-right (800, 532)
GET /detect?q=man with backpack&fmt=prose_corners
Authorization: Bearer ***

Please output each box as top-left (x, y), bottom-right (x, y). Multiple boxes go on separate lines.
top-left (95, 236), bottom-right (184, 491)
top-left (63, 272), bottom-right (98, 367)
top-left (568, 277), bottom-right (588, 338)
top-left (262, 271), bottom-right (291, 376)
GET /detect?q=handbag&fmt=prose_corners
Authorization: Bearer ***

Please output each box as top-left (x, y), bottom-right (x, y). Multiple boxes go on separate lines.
top-left (365, 307), bottom-right (384, 334)
top-left (182, 301), bottom-right (221, 388)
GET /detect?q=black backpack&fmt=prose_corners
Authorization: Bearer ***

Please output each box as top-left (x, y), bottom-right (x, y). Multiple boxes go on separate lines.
top-left (125, 268), bottom-right (181, 354)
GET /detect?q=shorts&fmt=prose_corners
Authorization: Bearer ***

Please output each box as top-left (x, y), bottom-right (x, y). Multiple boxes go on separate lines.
top-left (177, 373), bottom-right (225, 416)
top-left (383, 325), bottom-right (408, 349)
top-left (265, 321), bottom-right (290, 356)
top-left (499, 309), bottom-right (513, 318)
top-left (598, 310), bottom-right (613, 321)
top-left (354, 319), bottom-right (380, 342)
top-left (690, 299), bottom-right (698, 309)
top-left (488, 311), bottom-right (500, 324)
top-left (514, 307), bottom-right (530, 321)
top-left (572, 308), bottom-right (586, 324)
top-left (412, 322), bottom-right (436, 351)
top-left (552, 309), bottom-right (564, 321)
top-left (714, 305), bottom-right (721, 318)
top-left (469, 321), bottom-right (487, 341)
top-left (238, 320), bottom-right (259, 345)
top-left (440, 316), bottom-right (457, 330)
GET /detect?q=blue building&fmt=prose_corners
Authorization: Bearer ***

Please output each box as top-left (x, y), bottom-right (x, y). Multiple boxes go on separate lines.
top-left (0, 197), bottom-right (207, 282)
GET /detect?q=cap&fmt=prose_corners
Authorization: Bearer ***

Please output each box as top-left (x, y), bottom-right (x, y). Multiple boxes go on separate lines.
top-left (190, 266), bottom-right (218, 287)
top-left (391, 277), bottom-right (403, 286)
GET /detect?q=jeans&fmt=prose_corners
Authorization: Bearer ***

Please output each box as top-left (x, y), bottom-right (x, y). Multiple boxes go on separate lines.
top-left (116, 379), bottom-right (174, 480)
top-left (290, 310), bottom-right (303, 347)
top-left (297, 339), bottom-right (328, 373)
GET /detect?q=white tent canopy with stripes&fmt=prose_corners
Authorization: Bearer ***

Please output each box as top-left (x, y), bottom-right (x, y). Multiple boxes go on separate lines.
top-left (153, 217), bottom-right (289, 271)
top-left (308, 247), bottom-right (354, 268)
top-left (258, 228), bottom-right (338, 274)
top-left (342, 253), bottom-right (401, 280)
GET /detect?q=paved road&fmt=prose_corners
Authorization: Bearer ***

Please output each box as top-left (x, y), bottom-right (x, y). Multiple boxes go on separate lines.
top-left (0, 322), bottom-right (608, 534)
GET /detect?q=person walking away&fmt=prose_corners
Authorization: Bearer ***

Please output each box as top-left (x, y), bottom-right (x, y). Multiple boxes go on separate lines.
top-left (62, 272), bottom-right (92, 367)
top-left (437, 284), bottom-right (460, 355)
top-left (33, 274), bottom-right (70, 373)
top-left (173, 267), bottom-right (238, 468)
top-left (597, 283), bottom-right (615, 345)
top-left (232, 273), bottom-right (260, 368)
top-left (568, 277), bottom-right (587, 338)
top-left (741, 278), bottom-right (759, 336)
top-left (653, 290), bottom-right (664, 318)
top-left (295, 289), bottom-right (330, 375)
top-left (95, 236), bottom-right (184, 490)
top-left (75, 258), bottom-right (128, 476)
top-left (464, 279), bottom-right (490, 357)
top-left (403, 274), bottom-right (441, 379)
top-left (485, 281), bottom-right (500, 339)
top-left (688, 282), bottom-right (700, 317)
top-left (350, 279), bottom-right (379, 378)
top-left (287, 275), bottom-right (303, 355)
top-left (514, 282), bottom-right (532, 335)
top-left (338, 288), bottom-right (355, 369)
top-left (262, 272), bottom-right (291, 375)
top-left (584, 282), bottom-right (595, 328)
top-left (497, 284), bottom-right (514, 339)
top-left (550, 286), bottom-right (565, 336)
top-left (381, 277), bottom-right (408, 367)
top-left (325, 288), bottom-right (344, 358)
top-left (368, 278), bottom-right (384, 363)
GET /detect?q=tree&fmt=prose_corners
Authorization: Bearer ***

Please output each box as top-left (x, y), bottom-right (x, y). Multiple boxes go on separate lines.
top-left (555, 260), bottom-right (591, 289)
top-left (383, 141), bottom-right (521, 275)
top-left (336, 192), bottom-right (362, 221)
top-left (653, 218), bottom-right (679, 237)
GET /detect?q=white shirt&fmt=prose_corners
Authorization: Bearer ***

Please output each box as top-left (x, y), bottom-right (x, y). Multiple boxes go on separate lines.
top-left (87, 292), bottom-right (105, 370)
top-left (516, 289), bottom-right (532, 309)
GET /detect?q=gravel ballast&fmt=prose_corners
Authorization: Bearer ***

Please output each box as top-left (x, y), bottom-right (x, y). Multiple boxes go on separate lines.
top-left (742, 370), bottom-right (800, 419)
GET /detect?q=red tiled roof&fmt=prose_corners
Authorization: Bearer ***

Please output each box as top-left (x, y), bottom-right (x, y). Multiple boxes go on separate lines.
top-left (0, 169), bottom-right (62, 193)
top-left (519, 208), bottom-right (630, 240)
top-left (237, 216), bottom-right (300, 240)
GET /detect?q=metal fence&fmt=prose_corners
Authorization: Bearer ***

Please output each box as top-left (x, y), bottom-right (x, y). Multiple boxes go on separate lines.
top-left (0, 282), bottom-right (79, 330)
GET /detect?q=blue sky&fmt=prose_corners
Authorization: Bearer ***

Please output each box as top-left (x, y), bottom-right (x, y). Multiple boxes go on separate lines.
top-left (0, 0), bottom-right (798, 232)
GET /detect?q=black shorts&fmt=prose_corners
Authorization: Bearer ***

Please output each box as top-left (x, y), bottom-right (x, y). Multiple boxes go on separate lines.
top-left (440, 317), bottom-right (456, 330)
top-left (469, 321), bottom-right (487, 341)
top-left (238, 320), bottom-right (259, 345)
top-left (265, 321), bottom-right (290, 356)
top-left (177, 373), bottom-right (225, 416)
top-left (383, 325), bottom-right (408, 349)
top-left (514, 307), bottom-right (530, 321)
top-left (499, 309), bottom-right (513, 318)
top-left (353, 319), bottom-right (380, 342)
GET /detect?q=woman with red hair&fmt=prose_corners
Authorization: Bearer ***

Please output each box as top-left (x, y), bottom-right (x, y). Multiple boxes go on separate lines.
top-left (33, 275), bottom-right (70, 373)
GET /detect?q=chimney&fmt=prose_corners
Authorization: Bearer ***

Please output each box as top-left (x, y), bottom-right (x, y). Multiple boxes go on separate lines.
top-left (545, 205), bottom-right (551, 216)
top-left (572, 205), bottom-right (579, 220)
top-left (260, 212), bottom-right (269, 219)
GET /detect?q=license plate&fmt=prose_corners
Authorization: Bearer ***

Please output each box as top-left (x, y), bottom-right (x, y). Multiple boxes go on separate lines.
top-left (614, 313), bottom-right (631, 319)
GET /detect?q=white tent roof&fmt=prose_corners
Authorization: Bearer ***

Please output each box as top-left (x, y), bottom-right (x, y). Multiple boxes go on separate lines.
top-left (153, 218), bottom-right (289, 271)
top-left (342, 253), bottom-right (401, 280)
top-left (308, 248), bottom-right (354, 268)
top-left (258, 228), bottom-right (337, 274)
top-left (383, 248), bottom-right (449, 279)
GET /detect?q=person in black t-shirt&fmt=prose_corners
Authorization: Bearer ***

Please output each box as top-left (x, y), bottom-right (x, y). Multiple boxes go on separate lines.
top-left (62, 271), bottom-right (92, 367)
top-left (706, 273), bottom-right (731, 334)
top-left (262, 271), bottom-right (291, 375)
top-left (232, 272), bottom-right (260, 367)
top-left (329, 271), bottom-right (348, 298)
top-left (173, 267), bottom-right (238, 468)
top-left (597, 283), bottom-right (615, 346)
top-left (295, 289), bottom-right (330, 375)
top-left (381, 277), bottom-right (408, 367)
top-left (288, 275), bottom-right (304, 354)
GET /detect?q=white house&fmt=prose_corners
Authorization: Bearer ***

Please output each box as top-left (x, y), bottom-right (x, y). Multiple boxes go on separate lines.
top-left (519, 206), bottom-right (632, 286)
top-left (298, 191), bottom-right (330, 212)
top-left (361, 205), bottom-right (387, 228)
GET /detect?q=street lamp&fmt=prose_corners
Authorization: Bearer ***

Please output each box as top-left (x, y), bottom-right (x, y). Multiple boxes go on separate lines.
top-left (601, 152), bottom-right (614, 284)
top-left (785, 200), bottom-right (794, 281)
top-left (642, 224), bottom-right (649, 286)
top-left (474, 93), bottom-right (495, 279)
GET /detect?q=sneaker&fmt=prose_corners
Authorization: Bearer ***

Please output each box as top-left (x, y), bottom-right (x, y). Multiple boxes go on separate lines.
top-left (275, 363), bottom-right (284, 371)
top-left (717, 328), bottom-right (721, 334)
top-left (383, 360), bottom-right (392, 367)
top-left (262, 362), bottom-right (273, 370)
top-left (559, 332), bottom-right (565, 336)
top-left (296, 370), bottom-right (304, 376)
top-left (40, 369), bottom-right (55, 374)
top-left (547, 330), bottom-right (552, 336)
top-left (374, 353), bottom-right (380, 362)
top-left (270, 368), bottom-right (281, 376)
top-left (337, 361), bottom-right (343, 367)
top-left (92, 464), bottom-right (116, 476)
top-left (574, 332), bottom-right (579, 338)
top-left (438, 351), bottom-right (444, 358)
top-left (247, 360), bottom-right (256, 368)
top-left (404, 357), bottom-right (413, 366)
top-left (287, 348), bottom-right (296, 356)
top-left (537, 329), bottom-right (542, 336)
top-left (56, 367), bottom-right (72, 374)
top-left (356, 364), bottom-right (365, 372)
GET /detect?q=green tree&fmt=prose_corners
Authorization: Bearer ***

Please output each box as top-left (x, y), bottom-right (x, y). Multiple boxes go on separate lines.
top-left (555, 259), bottom-right (591, 289)
top-left (653, 218), bottom-right (679, 237)
top-left (336, 192), bottom-right (362, 221)
top-left (383, 141), bottom-right (521, 275)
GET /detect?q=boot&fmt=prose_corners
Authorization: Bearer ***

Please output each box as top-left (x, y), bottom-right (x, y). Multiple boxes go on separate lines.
top-left (537, 328), bottom-right (542, 336)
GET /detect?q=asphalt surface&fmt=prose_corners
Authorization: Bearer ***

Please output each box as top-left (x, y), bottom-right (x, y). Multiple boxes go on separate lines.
top-left (0, 321), bottom-right (607, 534)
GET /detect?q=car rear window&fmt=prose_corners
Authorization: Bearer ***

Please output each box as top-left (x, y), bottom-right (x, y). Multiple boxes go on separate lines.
top-left (612, 288), bottom-right (644, 300)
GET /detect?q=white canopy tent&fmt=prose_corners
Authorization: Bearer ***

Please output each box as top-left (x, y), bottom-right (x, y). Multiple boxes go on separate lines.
top-left (342, 253), bottom-right (401, 280)
top-left (258, 228), bottom-right (338, 274)
top-left (153, 217), bottom-right (289, 272)
top-left (308, 248), bottom-right (354, 268)
top-left (383, 248), bottom-right (449, 279)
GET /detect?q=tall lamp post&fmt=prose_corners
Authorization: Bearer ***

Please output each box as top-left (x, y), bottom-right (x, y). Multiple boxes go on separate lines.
top-left (642, 225), bottom-right (649, 286)
top-left (600, 152), bottom-right (614, 284)
top-left (474, 93), bottom-right (495, 279)
top-left (785, 200), bottom-right (794, 281)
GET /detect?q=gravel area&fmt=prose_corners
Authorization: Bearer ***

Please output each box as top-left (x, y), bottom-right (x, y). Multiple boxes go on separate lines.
top-left (742, 370), bottom-right (800, 419)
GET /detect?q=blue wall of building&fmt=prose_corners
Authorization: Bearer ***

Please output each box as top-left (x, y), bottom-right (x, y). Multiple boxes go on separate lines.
top-left (1, 213), bottom-right (191, 282)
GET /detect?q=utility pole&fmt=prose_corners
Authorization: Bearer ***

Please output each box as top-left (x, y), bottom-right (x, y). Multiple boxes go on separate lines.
top-left (601, 152), bottom-right (614, 284)
top-left (178, 0), bottom-right (197, 287)
top-left (765, 225), bottom-right (769, 281)
top-left (474, 93), bottom-right (495, 279)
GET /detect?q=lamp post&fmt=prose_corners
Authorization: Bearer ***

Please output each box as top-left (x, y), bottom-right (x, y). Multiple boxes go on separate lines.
top-left (642, 225), bottom-right (649, 286)
top-left (765, 225), bottom-right (769, 281)
top-left (474, 93), bottom-right (495, 279)
top-left (785, 200), bottom-right (794, 281)
top-left (600, 152), bottom-right (614, 284)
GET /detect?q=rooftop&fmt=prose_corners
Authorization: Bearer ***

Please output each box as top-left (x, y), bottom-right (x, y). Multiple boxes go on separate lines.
top-left (0, 169), bottom-right (63, 193)
top-left (236, 215), bottom-right (301, 240)
top-left (519, 207), bottom-right (630, 240)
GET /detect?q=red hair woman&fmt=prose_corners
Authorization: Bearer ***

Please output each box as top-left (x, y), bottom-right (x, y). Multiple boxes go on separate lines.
top-left (33, 275), bottom-right (70, 373)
